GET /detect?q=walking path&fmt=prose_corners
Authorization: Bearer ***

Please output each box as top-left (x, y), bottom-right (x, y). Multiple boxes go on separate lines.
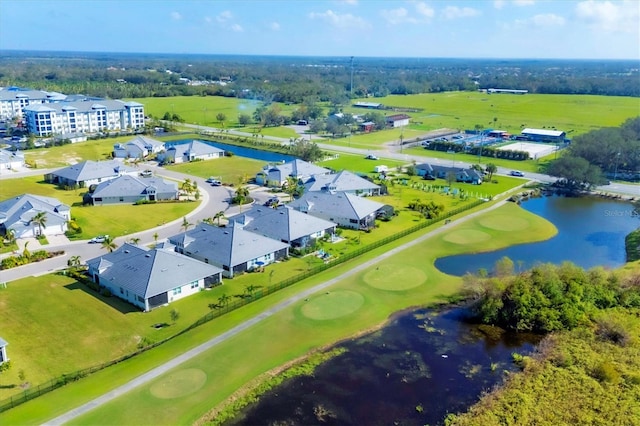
top-left (43, 198), bottom-right (508, 425)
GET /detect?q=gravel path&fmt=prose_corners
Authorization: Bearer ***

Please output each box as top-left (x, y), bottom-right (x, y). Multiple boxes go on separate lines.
top-left (43, 199), bottom-right (507, 425)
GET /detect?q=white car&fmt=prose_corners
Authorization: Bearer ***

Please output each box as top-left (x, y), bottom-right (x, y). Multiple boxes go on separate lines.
top-left (89, 235), bottom-right (109, 244)
top-left (365, 154), bottom-right (378, 160)
top-left (510, 170), bottom-right (525, 177)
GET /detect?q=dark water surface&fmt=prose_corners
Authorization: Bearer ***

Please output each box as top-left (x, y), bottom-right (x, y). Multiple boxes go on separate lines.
top-left (230, 307), bottom-right (540, 426)
top-left (435, 195), bottom-right (638, 276)
top-left (166, 139), bottom-right (296, 163)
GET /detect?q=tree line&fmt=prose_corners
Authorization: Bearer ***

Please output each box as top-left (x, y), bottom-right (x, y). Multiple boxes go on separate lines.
top-left (1, 52), bottom-right (638, 102)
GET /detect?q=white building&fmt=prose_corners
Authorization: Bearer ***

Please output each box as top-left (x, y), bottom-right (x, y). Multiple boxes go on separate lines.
top-left (23, 100), bottom-right (145, 137)
top-left (0, 89), bottom-right (67, 120)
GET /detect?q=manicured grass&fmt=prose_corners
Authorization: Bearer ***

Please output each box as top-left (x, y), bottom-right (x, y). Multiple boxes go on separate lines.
top-left (0, 202), bottom-right (557, 424)
top-left (319, 151), bottom-right (407, 173)
top-left (0, 176), bottom-right (199, 239)
top-left (164, 156), bottom-right (265, 185)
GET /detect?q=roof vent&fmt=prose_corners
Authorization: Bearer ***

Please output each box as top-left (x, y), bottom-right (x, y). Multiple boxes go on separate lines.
top-left (145, 254), bottom-right (151, 258)
top-left (124, 250), bottom-right (130, 254)
top-left (224, 231), bottom-right (229, 234)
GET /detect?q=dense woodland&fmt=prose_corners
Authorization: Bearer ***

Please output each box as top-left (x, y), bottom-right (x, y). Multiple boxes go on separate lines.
top-left (450, 260), bottom-right (640, 425)
top-left (0, 51), bottom-right (638, 101)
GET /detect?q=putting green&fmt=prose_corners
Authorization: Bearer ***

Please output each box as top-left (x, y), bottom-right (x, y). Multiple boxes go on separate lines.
top-left (149, 368), bottom-right (207, 399)
top-left (363, 264), bottom-right (427, 291)
top-left (301, 290), bottom-right (365, 320)
top-left (479, 214), bottom-right (530, 231)
top-left (443, 229), bottom-right (492, 245)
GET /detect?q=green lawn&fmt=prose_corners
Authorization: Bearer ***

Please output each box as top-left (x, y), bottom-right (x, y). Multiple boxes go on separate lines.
top-left (23, 136), bottom-right (133, 169)
top-left (164, 156), bottom-right (265, 185)
top-left (319, 151), bottom-right (407, 173)
top-left (0, 202), bottom-right (557, 424)
top-left (0, 176), bottom-right (199, 239)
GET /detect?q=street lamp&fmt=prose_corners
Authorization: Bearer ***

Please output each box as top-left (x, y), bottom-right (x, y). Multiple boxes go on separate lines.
top-left (613, 152), bottom-right (621, 181)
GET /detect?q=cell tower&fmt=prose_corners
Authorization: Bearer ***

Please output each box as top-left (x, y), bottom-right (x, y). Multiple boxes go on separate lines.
top-left (350, 56), bottom-right (354, 98)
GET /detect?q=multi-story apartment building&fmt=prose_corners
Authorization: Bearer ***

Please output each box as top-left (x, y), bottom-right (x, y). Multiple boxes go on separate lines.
top-left (23, 100), bottom-right (145, 136)
top-left (0, 89), bottom-right (67, 120)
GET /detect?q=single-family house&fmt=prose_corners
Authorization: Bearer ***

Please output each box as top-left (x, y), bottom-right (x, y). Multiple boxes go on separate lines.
top-left (86, 244), bottom-right (223, 311)
top-left (228, 205), bottom-right (336, 249)
top-left (289, 191), bottom-right (386, 230)
top-left (0, 194), bottom-right (70, 238)
top-left (0, 337), bottom-right (8, 365)
top-left (386, 114), bottom-right (410, 128)
top-left (303, 170), bottom-right (381, 196)
top-left (169, 222), bottom-right (289, 278)
top-left (0, 149), bottom-right (24, 173)
top-left (159, 140), bottom-right (225, 164)
top-left (44, 160), bottom-right (137, 188)
top-left (358, 121), bottom-right (375, 133)
top-left (113, 136), bottom-right (164, 159)
top-left (88, 175), bottom-right (178, 205)
top-left (255, 159), bottom-right (330, 187)
top-left (416, 163), bottom-right (483, 185)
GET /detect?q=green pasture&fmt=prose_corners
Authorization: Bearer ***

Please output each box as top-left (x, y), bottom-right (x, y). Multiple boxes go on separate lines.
top-left (0, 176), bottom-right (198, 239)
top-left (346, 92), bottom-right (640, 137)
top-left (1, 202), bottom-right (557, 424)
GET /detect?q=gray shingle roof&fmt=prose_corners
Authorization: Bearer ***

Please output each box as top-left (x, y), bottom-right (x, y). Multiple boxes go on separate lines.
top-left (49, 160), bottom-right (136, 183)
top-left (90, 175), bottom-right (177, 199)
top-left (228, 205), bottom-right (336, 242)
top-left (0, 194), bottom-right (69, 231)
top-left (262, 159), bottom-right (330, 183)
top-left (86, 244), bottom-right (222, 299)
top-left (166, 140), bottom-right (225, 156)
top-left (289, 191), bottom-right (384, 220)
top-left (169, 222), bottom-right (289, 268)
top-left (304, 170), bottom-right (380, 193)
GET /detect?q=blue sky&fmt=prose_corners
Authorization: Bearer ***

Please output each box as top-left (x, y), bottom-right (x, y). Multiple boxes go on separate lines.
top-left (1, 1), bottom-right (638, 59)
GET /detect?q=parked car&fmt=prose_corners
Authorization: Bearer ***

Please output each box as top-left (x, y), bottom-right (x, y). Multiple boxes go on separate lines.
top-left (510, 170), bottom-right (525, 177)
top-left (365, 154), bottom-right (378, 160)
top-left (264, 197), bottom-right (281, 206)
top-left (139, 170), bottom-right (152, 177)
top-left (89, 235), bottom-right (109, 244)
top-left (210, 180), bottom-right (222, 186)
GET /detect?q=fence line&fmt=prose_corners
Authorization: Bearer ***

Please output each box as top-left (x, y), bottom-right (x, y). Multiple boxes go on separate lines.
top-left (0, 198), bottom-right (484, 413)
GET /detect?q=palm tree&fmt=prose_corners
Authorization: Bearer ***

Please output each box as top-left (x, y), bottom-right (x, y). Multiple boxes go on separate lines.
top-left (218, 293), bottom-right (231, 309)
top-left (181, 178), bottom-right (193, 199)
top-left (285, 176), bottom-right (299, 202)
top-left (153, 232), bottom-right (159, 245)
top-left (213, 211), bottom-right (226, 226)
top-left (101, 235), bottom-right (118, 253)
top-left (233, 186), bottom-right (250, 212)
top-left (67, 255), bottom-right (81, 270)
top-left (30, 211), bottom-right (47, 237)
top-left (181, 216), bottom-right (193, 233)
top-left (4, 228), bottom-right (16, 246)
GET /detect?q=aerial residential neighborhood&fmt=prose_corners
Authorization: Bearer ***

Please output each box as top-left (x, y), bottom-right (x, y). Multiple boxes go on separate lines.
top-left (0, 1), bottom-right (638, 425)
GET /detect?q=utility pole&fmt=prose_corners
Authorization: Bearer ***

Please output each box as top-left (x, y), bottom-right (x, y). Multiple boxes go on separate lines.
top-left (613, 152), bottom-right (621, 181)
top-left (350, 56), bottom-right (354, 99)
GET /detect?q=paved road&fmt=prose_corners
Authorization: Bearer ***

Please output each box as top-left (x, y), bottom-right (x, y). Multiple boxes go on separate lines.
top-left (0, 165), bottom-right (275, 283)
top-left (180, 122), bottom-right (638, 196)
top-left (43, 196), bottom-right (510, 425)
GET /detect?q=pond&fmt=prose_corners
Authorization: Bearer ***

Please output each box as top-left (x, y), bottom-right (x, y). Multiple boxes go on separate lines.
top-left (228, 306), bottom-right (540, 426)
top-left (435, 195), bottom-right (639, 276)
top-left (166, 139), bottom-right (296, 163)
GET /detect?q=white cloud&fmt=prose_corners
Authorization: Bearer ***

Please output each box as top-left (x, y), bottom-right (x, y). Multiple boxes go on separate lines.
top-left (576, 0), bottom-right (639, 33)
top-left (494, 0), bottom-right (535, 8)
top-left (216, 10), bottom-right (233, 23)
top-left (269, 21), bottom-right (280, 31)
top-left (531, 13), bottom-right (566, 27)
top-left (415, 2), bottom-right (435, 19)
top-left (309, 10), bottom-right (370, 29)
top-left (381, 2), bottom-right (434, 25)
top-left (338, 0), bottom-right (358, 5)
top-left (231, 23), bottom-right (243, 32)
top-left (170, 11), bottom-right (182, 20)
top-left (441, 6), bottom-right (480, 20)
top-left (204, 16), bottom-right (212, 23)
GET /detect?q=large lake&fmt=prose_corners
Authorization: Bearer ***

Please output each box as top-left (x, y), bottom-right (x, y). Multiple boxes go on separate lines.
top-left (435, 195), bottom-right (639, 276)
top-left (166, 139), bottom-right (296, 163)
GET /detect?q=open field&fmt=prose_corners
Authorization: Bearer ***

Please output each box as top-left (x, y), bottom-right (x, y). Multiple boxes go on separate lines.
top-left (319, 151), bottom-right (408, 173)
top-left (0, 176), bottom-right (198, 239)
top-left (0, 202), bottom-right (557, 424)
top-left (165, 156), bottom-right (265, 185)
top-left (22, 135), bottom-right (133, 169)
